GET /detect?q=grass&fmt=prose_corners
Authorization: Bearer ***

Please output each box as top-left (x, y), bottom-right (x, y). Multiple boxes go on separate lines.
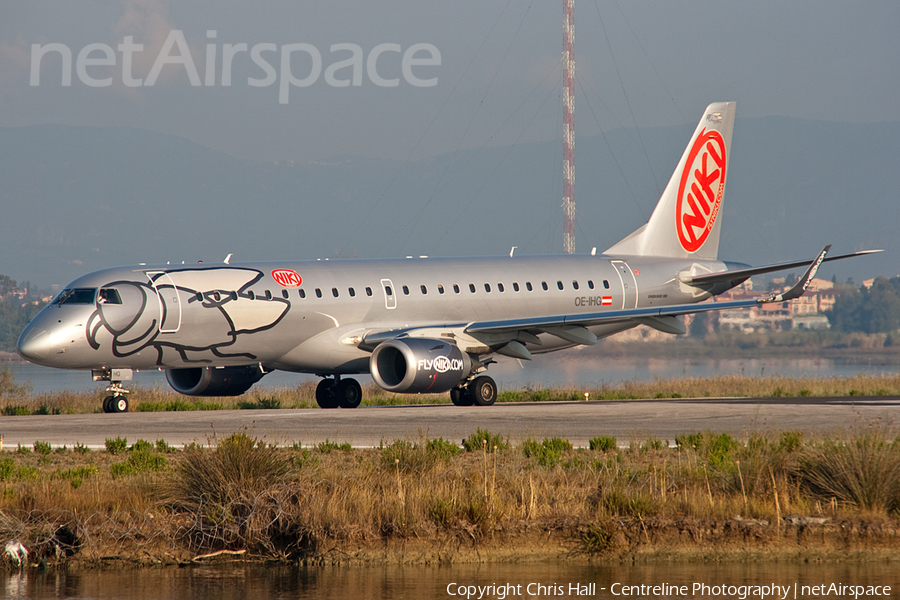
top-left (0, 429), bottom-right (896, 564)
top-left (5, 373), bottom-right (900, 415)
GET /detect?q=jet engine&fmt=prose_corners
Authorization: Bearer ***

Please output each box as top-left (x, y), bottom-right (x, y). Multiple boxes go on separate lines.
top-left (165, 365), bottom-right (265, 396)
top-left (370, 338), bottom-right (471, 394)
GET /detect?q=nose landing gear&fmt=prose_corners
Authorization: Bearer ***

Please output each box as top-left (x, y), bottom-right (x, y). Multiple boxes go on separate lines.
top-left (92, 369), bottom-right (131, 413)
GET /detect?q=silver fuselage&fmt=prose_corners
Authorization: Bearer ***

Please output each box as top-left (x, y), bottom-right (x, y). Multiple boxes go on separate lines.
top-left (17, 253), bottom-right (736, 375)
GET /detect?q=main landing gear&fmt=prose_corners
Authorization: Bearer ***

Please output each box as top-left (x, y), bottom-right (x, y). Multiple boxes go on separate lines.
top-left (315, 376), bottom-right (363, 409)
top-left (92, 369), bottom-right (132, 413)
top-left (450, 375), bottom-right (497, 407)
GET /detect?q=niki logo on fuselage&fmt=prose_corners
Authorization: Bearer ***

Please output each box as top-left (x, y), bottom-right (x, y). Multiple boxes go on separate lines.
top-left (675, 128), bottom-right (727, 253)
top-left (87, 268), bottom-right (290, 365)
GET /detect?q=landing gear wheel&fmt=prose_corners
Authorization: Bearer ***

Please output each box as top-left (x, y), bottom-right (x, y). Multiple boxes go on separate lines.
top-left (315, 379), bottom-right (340, 409)
top-left (102, 396), bottom-right (114, 413)
top-left (336, 378), bottom-right (363, 409)
top-left (110, 395), bottom-right (129, 413)
top-left (470, 376), bottom-right (497, 406)
top-left (450, 387), bottom-right (474, 407)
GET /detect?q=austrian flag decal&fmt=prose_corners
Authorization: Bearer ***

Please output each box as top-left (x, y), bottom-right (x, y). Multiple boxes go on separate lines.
top-left (675, 128), bottom-right (727, 253)
top-left (272, 269), bottom-right (303, 288)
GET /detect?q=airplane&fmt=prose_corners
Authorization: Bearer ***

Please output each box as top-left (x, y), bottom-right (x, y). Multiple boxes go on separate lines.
top-left (16, 102), bottom-right (878, 413)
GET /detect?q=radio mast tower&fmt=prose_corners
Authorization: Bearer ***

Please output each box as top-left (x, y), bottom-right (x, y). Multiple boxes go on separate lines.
top-left (562, 0), bottom-right (576, 254)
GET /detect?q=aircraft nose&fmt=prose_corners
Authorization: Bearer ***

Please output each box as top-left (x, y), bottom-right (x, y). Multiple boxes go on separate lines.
top-left (17, 321), bottom-right (52, 364)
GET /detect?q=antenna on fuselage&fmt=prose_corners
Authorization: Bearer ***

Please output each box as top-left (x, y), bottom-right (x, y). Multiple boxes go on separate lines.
top-left (510, 246), bottom-right (517, 257)
top-left (224, 253), bottom-right (232, 264)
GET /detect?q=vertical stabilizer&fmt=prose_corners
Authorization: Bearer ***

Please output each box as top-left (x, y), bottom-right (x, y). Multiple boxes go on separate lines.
top-left (605, 102), bottom-right (736, 259)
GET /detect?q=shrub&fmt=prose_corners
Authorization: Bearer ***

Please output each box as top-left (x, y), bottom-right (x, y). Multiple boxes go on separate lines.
top-left (381, 440), bottom-right (432, 474)
top-left (105, 437), bottom-right (128, 455)
top-left (795, 433), bottom-right (900, 513)
top-left (426, 437), bottom-right (461, 461)
top-left (317, 439), bottom-right (352, 453)
top-left (463, 429), bottom-right (508, 453)
top-left (589, 435), bottom-right (617, 452)
top-left (2, 406), bottom-right (31, 416)
top-left (522, 437), bottom-right (573, 468)
top-left (33, 440), bottom-right (52, 455)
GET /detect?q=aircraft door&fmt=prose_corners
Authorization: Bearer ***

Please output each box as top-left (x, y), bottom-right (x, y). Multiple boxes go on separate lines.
top-left (610, 260), bottom-right (638, 309)
top-left (381, 278), bottom-right (397, 310)
top-left (147, 272), bottom-right (183, 333)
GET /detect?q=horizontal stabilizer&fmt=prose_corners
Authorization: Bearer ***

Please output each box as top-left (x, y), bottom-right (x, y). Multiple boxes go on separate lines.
top-left (680, 249), bottom-right (882, 288)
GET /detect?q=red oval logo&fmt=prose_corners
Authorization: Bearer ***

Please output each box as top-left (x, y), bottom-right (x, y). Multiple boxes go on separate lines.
top-left (675, 128), bottom-right (727, 253)
top-left (272, 269), bottom-right (303, 288)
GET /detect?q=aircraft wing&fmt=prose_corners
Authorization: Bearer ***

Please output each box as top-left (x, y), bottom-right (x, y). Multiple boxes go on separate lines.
top-left (465, 246), bottom-right (832, 346)
top-left (679, 249), bottom-right (881, 288)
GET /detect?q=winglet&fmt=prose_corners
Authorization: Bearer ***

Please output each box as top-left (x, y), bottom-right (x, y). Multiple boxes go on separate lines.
top-left (760, 245), bottom-right (830, 304)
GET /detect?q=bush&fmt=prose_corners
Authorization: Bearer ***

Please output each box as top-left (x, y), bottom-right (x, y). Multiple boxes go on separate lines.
top-left (105, 437), bottom-right (128, 454)
top-left (522, 437), bottom-right (573, 468)
top-left (33, 440), bottom-right (52, 455)
top-left (317, 439), bottom-right (352, 453)
top-left (795, 433), bottom-right (900, 513)
top-left (427, 437), bottom-right (461, 461)
top-left (589, 435), bottom-right (617, 452)
top-left (463, 429), bottom-right (508, 453)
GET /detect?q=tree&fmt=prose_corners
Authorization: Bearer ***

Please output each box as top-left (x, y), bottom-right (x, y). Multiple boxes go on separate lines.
top-left (828, 276), bottom-right (900, 333)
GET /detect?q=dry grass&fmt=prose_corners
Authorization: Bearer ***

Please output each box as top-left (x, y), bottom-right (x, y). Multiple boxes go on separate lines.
top-left (2, 373), bottom-right (900, 416)
top-left (0, 428), bottom-right (897, 564)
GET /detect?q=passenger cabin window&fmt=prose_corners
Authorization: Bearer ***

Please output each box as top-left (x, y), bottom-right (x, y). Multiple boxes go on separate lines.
top-left (211, 291), bottom-right (221, 302)
top-left (332, 288), bottom-right (339, 298)
top-left (468, 283), bottom-right (476, 293)
top-left (230, 292), bottom-right (238, 301)
top-left (603, 280), bottom-right (610, 289)
top-left (98, 288), bottom-right (122, 304)
top-left (349, 287), bottom-right (356, 297)
top-left (572, 281), bottom-right (579, 290)
top-left (526, 282), bottom-right (533, 291)
top-left (498, 283), bottom-right (505, 292)
top-left (366, 287), bottom-right (373, 296)
top-left (557, 281), bottom-right (564, 290)
top-left (484, 283), bottom-right (491, 293)
top-left (265, 290), bottom-right (273, 300)
top-left (315, 289), bottom-right (323, 298)
top-left (438, 284), bottom-right (445, 294)
top-left (248, 291), bottom-right (256, 300)
top-left (402, 285), bottom-right (410, 295)
top-left (385, 285), bottom-right (393, 296)
top-left (588, 280), bottom-right (594, 290)
top-left (421, 285), bottom-right (427, 294)
top-left (57, 288), bottom-right (97, 305)
top-left (453, 284), bottom-right (460, 293)
top-left (513, 282), bottom-right (520, 292)
top-left (282, 290), bottom-right (289, 299)
top-left (541, 282), bottom-right (548, 291)
top-left (299, 289), bottom-right (306, 299)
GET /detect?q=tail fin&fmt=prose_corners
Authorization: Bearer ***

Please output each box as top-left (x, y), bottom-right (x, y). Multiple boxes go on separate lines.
top-left (605, 101), bottom-right (736, 259)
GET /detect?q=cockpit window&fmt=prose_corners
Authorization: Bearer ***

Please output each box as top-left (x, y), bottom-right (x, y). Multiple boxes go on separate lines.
top-left (98, 288), bottom-right (123, 305)
top-left (55, 288), bottom-right (97, 305)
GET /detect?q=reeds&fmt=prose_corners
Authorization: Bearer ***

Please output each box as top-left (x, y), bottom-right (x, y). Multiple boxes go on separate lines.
top-left (0, 429), bottom-right (897, 564)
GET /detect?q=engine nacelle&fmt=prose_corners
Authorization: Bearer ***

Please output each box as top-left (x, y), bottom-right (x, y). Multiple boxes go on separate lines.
top-left (165, 365), bottom-right (265, 397)
top-left (370, 338), bottom-right (471, 394)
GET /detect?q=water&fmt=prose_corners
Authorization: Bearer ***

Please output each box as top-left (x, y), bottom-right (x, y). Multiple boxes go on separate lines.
top-left (3, 353), bottom-right (900, 395)
top-left (3, 561), bottom-right (897, 600)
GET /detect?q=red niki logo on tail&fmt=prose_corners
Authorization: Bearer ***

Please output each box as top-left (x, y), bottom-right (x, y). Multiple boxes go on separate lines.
top-left (675, 128), bottom-right (727, 253)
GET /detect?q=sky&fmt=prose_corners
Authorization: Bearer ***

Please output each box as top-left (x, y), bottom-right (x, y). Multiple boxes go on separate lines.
top-left (2, 1), bottom-right (899, 163)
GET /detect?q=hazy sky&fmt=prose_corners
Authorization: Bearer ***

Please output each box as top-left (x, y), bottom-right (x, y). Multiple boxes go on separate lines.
top-left (2, 1), bottom-right (899, 163)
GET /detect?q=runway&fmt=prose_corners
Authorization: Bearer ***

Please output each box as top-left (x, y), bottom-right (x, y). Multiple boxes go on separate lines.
top-left (2, 397), bottom-right (899, 449)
